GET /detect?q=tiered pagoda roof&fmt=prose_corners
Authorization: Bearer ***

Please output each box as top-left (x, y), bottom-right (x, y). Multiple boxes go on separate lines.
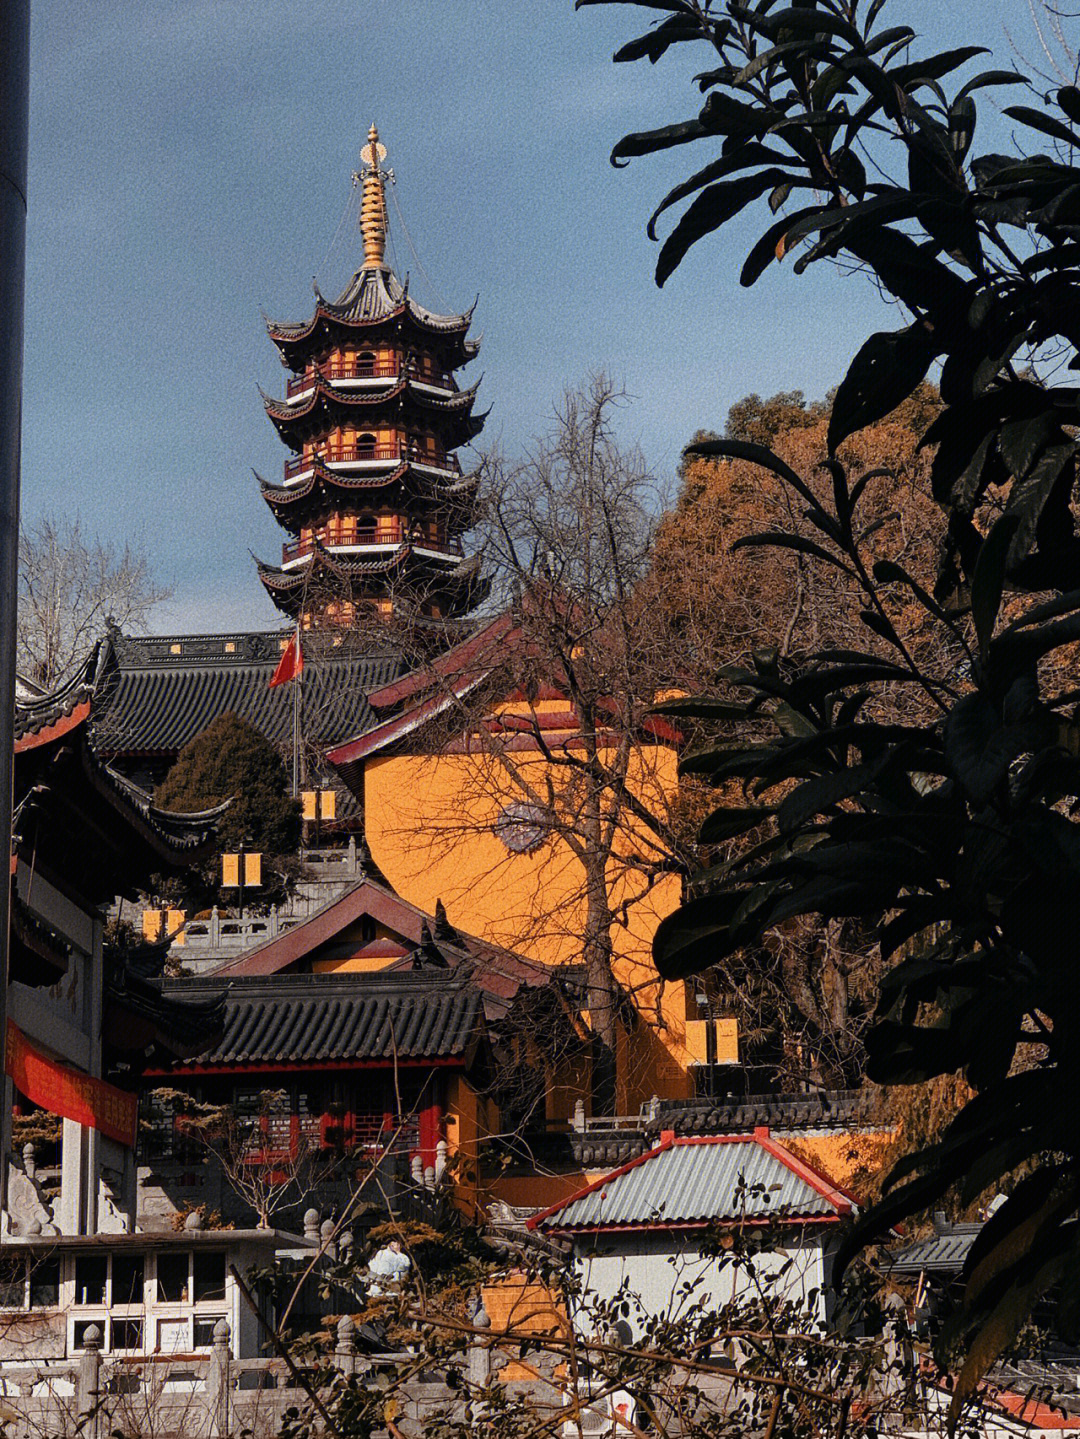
top-left (253, 125), bottom-right (488, 626)
top-left (265, 263), bottom-right (480, 366)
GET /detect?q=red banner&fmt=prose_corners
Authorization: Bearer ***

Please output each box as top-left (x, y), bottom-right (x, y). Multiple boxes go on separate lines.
top-left (6, 1021), bottom-right (138, 1148)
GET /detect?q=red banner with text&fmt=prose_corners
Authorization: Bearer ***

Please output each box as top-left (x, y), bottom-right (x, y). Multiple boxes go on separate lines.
top-left (5, 1021), bottom-right (138, 1148)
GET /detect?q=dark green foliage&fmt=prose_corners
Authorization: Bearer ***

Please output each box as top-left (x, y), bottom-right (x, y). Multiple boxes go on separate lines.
top-left (587, 0), bottom-right (1080, 1401)
top-left (155, 712), bottom-right (301, 855)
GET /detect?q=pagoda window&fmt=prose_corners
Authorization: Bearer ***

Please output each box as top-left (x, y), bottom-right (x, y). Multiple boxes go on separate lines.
top-left (356, 350), bottom-right (376, 378)
top-left (356, 432), bottom-right (377, 458)
top-left (357, 512), bottom-right (377, 542)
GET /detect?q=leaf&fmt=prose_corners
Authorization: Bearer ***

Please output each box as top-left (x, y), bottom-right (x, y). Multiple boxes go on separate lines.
top-left (733, 39), bottom-right (833, 87)
top-left (646, 143), bottom-right (797, 239)
top-left (1059, 86), bottom-right (1080, 125)
top-left (732, 530), bottom-right (857, 574)
top-left (971, 512), bottom-right (1020, 652)
top-left (652, 890), bottom-right (749, 979)
top-left (657, 170), bottom-right (789, 286)
top-left (650, 697), bottom-right (753, 719)
top-left (698, 806), bottom-right (774, 843)
top-left (888, 46), bottom-right (989, 89)
top-left (1003, 104), bottom-right (1080, 149)
top-left (752, 6), bottom-right (861, 44)
top-left (956, 69), bottom-right (1025, 101)
top-left (740, 204), bottom-right (824, 285)
top-left (611, 117), bottom-right (710, 166)
top-left (776, 761), bottom-right (885, 833)
top-left (827, 322), bottom-right (939, 453)
top-left (613, 12), bottom-right (703, 64)
top-left (684, 436), bottom-right (825, 513)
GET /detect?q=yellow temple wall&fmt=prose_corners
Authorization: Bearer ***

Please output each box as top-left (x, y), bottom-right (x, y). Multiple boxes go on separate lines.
top-left (363, 742), bottom-right (695, 1105)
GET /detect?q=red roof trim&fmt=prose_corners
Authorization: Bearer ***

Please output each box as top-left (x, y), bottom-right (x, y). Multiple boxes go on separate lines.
top-left (14, 700), bottom-right (91, 753)
top-left (526, 1134), bottom-right (853, 1232)
top-left (217, 876), bottom-right (433, 976)
top-left (539, 1215), bottom-right (843, 1237)
top-left (365, 612), bottom-right (516, 712)
top-left (146, 1056), bottom-right (467, 1077)
top-left (755, 1132), bottom-right (856, 1213)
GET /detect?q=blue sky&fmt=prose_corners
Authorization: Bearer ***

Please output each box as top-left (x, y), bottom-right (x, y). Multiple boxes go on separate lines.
top-left (22, 0), bottom-right (1032, 632)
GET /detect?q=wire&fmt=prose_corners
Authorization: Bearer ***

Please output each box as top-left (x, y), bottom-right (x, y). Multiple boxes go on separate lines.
top-left (314, 174), bottom-right (361, 287)
top-left (389, 183), bottom-right (451, 311)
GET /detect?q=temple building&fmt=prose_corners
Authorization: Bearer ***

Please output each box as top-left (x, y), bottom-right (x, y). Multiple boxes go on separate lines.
top-left (254, 125), bottom-right (488, 629)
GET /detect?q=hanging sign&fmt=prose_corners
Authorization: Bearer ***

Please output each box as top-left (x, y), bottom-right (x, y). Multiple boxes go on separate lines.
top-left (5, 1021), bottom-right (138, 1148)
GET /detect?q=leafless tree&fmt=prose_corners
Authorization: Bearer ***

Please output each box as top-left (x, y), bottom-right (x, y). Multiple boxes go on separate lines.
top-left (17, 515), bottom-right (172, 689)
top-left (378, 376), bottom-right (692, 1114)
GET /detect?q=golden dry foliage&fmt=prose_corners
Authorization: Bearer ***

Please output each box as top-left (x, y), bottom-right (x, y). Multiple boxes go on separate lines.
top-left (643, 389), bottom-right (953, 1088)
top-left (649, 385), bottom-right (947, 702)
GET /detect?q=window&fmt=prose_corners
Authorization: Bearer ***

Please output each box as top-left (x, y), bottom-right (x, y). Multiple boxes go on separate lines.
top-left (193, 1315), bottom-right (227, 1349)
top-left (356, 432), bottom-right (376, 456)
top-left (73, 1319), bottom-right (102, 1350)
top-left (0, 1258), bottom-right (26, 1308)
top-left (111, 1319), bottom-right (144, 1352)
top-left (192, 1253), bottom-right (226, 1303)
top-left (29, 1257), bottom-right (59, 1308)
top-left (156, 1252), bottom-right (189, 1304)
top-left (112, 1255), bottom-right (144, 1306)
top-left (74, 1256), bottom-right (107, 1306)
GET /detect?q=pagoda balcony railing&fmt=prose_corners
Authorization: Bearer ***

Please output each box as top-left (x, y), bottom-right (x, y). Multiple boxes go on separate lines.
top-left (286, 360), bottom-right (455, 398)
top-left (283, 446), bottom-right (461, 480)
top-left (282, 529), bottom-right (464, 563)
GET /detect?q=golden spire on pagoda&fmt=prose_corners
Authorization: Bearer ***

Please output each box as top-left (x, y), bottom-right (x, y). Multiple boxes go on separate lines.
top-left (359, 123), bottom-right (389, 269)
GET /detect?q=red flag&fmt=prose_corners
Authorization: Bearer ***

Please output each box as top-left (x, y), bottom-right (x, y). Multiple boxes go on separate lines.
top-left (269, 629), bottom-right (304, 688)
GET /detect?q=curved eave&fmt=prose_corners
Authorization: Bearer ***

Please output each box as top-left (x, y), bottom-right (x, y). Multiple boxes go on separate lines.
top-left (265, 285), bottom-right (473, 357)
top-left (262, 375), bottom-right (481, 429)
top-left (257, 463), bottom-right (480, 531)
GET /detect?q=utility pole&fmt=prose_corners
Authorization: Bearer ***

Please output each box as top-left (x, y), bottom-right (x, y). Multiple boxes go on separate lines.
top-left (0, 0), bottom-right (32, 1219)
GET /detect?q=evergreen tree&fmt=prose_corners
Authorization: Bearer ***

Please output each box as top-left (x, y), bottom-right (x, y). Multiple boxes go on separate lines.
top-left (155, 713), bottom-right (300, 856)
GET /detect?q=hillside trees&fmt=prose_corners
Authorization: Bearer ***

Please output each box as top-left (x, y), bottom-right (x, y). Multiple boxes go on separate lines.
top-left (585, 0), bottom-right (1080, 1393)
top-left (647, 388), bottom-right (946, 1086)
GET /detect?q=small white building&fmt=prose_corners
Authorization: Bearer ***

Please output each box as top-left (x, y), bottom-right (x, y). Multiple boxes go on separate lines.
top-left (528, 1127), bottom-right (854, 1339)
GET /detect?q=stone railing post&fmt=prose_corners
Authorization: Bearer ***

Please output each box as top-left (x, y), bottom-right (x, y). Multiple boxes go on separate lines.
top-left (76, 1323), bottom-right (103, 1438)
top-left (207, 1318), bottom-right (231, 1437)
top-left (468, 1299), bottom-right (492, 1393)
top-left (335, 1315), bottom-right (357, 1376)
top-left (572, 1099), bottom-right (586, 1133)
top-left (320, 1217), bottom-right (337, 1261)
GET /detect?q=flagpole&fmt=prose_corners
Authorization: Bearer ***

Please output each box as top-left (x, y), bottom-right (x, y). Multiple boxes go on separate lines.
top-left (292, 644), bottom-right (300, 799)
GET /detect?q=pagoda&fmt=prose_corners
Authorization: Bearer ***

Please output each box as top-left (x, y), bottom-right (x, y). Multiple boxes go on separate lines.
top-left (254, 126), bottom-right (488, 628)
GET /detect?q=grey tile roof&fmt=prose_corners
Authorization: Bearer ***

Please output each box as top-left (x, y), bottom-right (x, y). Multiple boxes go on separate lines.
top-left (93, 629), bottom-right (402, 758)
top-left (530, 1136), bottom-right (853, 1233)
top-left (162, 972), bottom-right (485, 1068)
top-left (885, 1222), bottom-right (982, 1275)
top-left (657, 1089), bottom-right (873, 1135)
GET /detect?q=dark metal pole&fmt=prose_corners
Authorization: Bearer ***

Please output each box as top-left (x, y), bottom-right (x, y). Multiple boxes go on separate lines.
top-left (0, 1), bottom-right (31, 1084)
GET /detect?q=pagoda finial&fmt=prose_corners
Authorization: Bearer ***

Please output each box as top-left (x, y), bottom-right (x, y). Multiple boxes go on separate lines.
top-left (359, 123), bottom-right (390, 269)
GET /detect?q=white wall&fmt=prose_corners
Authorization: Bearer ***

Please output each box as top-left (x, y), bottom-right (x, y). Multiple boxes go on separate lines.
top-left (571, 1229), bottom-right (831, 1342)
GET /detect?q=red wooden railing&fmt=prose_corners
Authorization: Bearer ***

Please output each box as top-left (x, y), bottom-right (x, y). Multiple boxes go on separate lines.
top-left (285, 359), bottom-right (454, 398)
top-left (281, 528), bottom-right (463, 563)
top-left (282, 446), bottom-right (461, 480)
top-left (240, 1111), bottom-right (422, 1166)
